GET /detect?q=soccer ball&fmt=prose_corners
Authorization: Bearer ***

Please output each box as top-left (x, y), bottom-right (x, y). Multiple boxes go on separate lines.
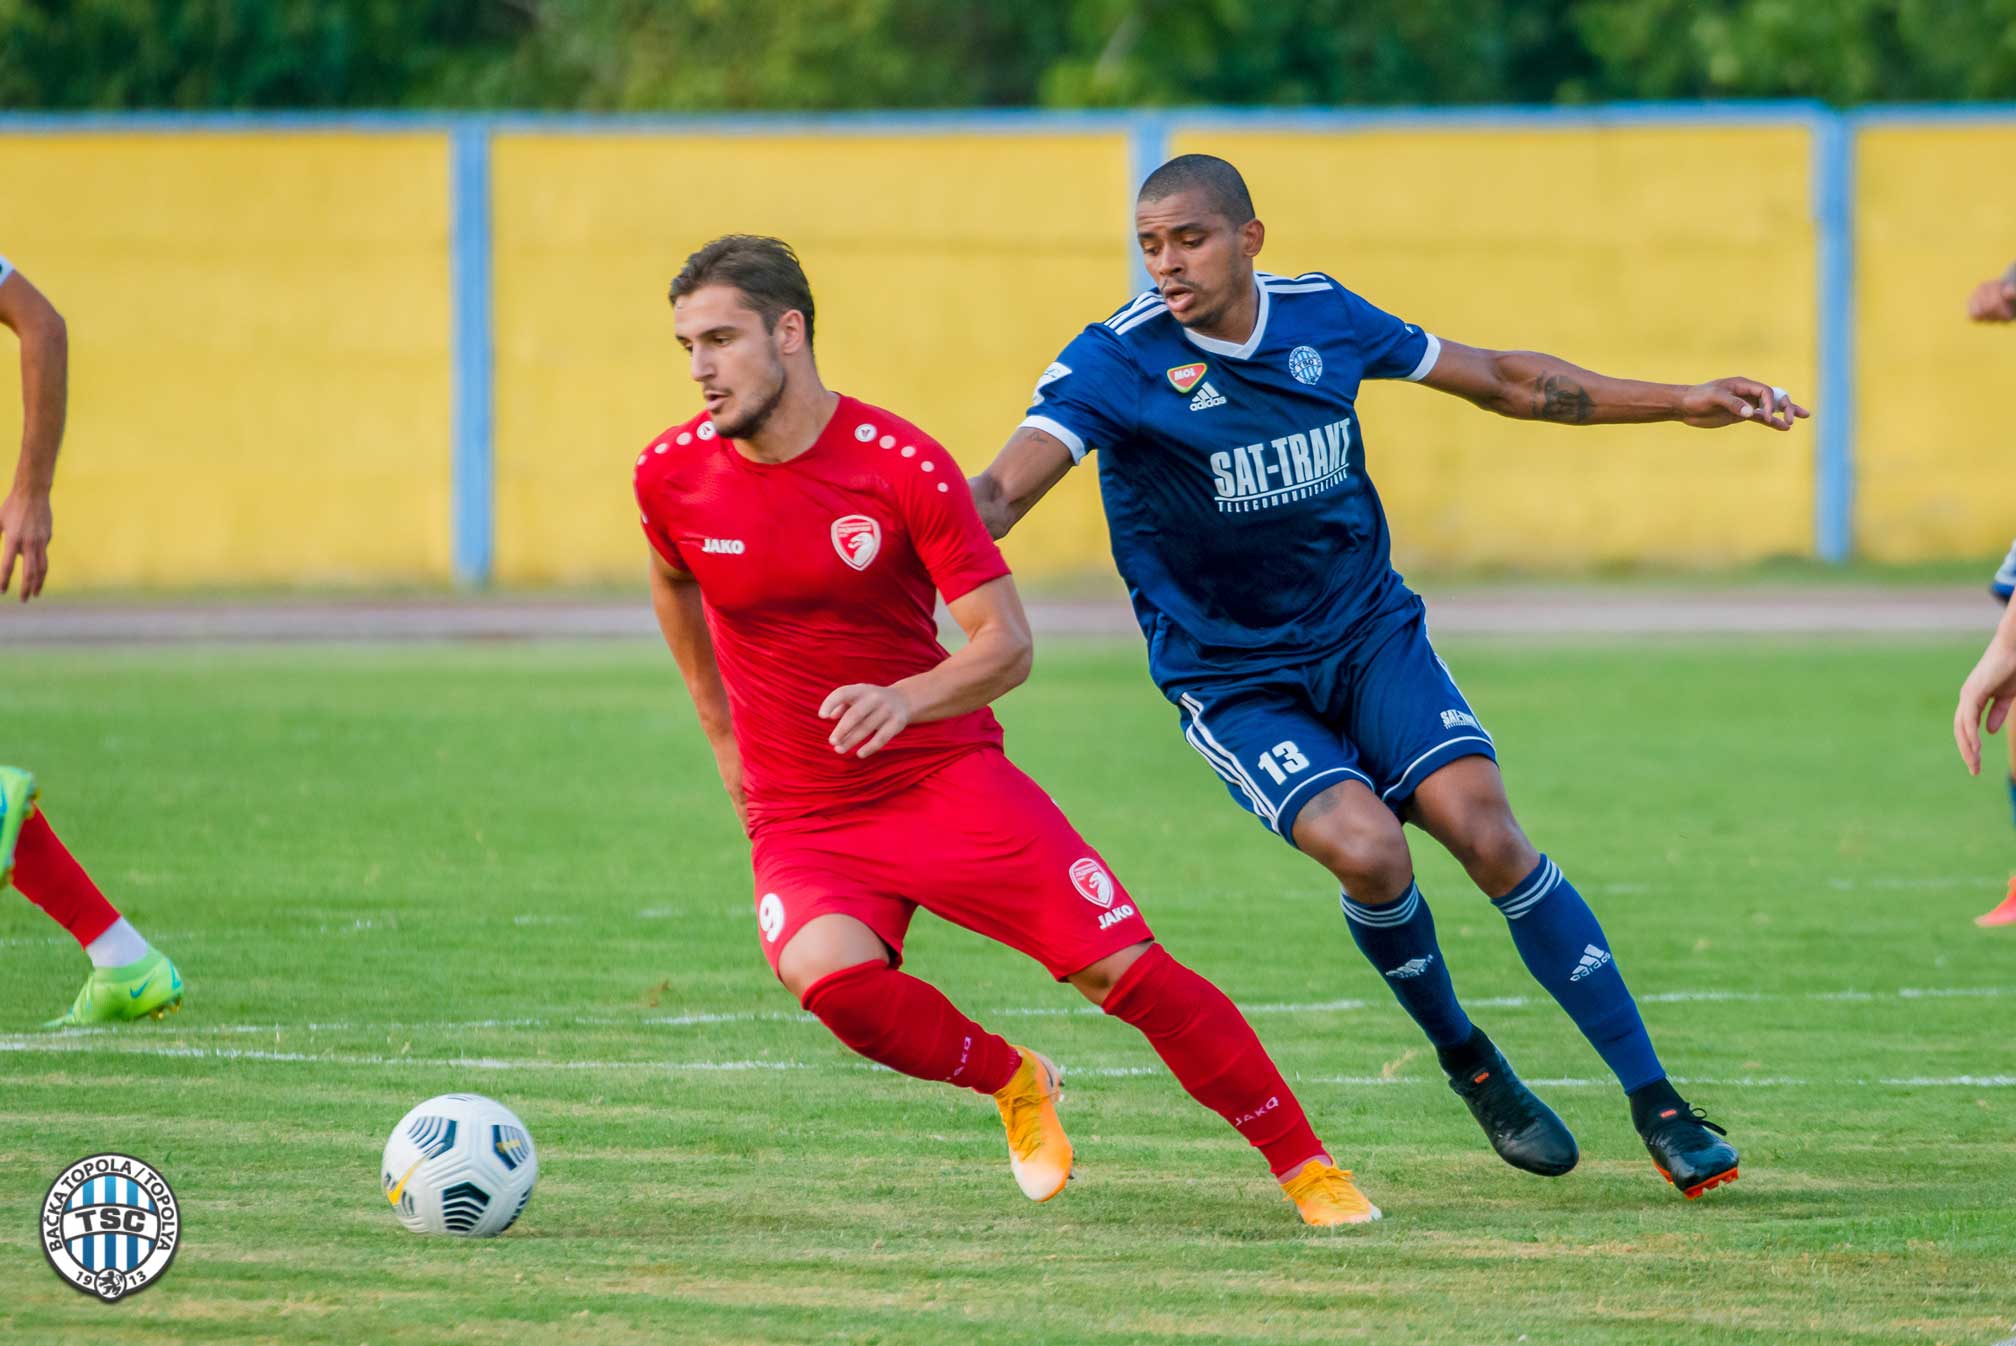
top-left (380, 1093), bottom-right (537, 1237)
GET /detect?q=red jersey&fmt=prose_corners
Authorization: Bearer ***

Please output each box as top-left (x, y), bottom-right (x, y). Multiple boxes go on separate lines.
top-left (634, 394), bottom-right (1012, 827)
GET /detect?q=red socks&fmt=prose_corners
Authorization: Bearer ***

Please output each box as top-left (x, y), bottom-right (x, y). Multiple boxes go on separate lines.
top-left (1102, 943), bottom-right (1327, 1178)
top-left (800, 961), bottom-right (1022, 1095)
top-left (796, 948), bottom-right (1328, 1179)
top-left (10, 810), bottom-right (120, 947)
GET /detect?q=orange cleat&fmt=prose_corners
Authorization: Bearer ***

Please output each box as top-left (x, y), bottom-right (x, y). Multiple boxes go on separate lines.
top-left (992, 1047), bottom-right (1072, 1202)
top-left (1279, 1159), bottom-right (1383, 1226)
top-left (1976, 878), bottom-right (2016, 928)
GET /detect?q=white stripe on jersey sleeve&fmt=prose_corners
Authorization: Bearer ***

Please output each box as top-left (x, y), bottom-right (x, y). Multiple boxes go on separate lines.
top-left (1260, 280), bottom-right (1334, 294)
top-left (1105, 289), bottom-right (1165, 328)
top-left (1405, 333), bottom-right (1443, 382)
top-left (0, 256), bottom-right (12, 287)
top-left (1019, 414), bottom-right (1089, 463)
top-left (1111, 302), bottom-right (1168, 336)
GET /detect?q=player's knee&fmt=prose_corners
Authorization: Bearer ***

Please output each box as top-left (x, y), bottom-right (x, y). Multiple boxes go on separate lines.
top-left (1445, 811), bottom-right (1537, 887)
top-left (777, 915), bottom-right (891, 1003)
top-left (1066, 940), bottom-right (1153, 1006)
top-left (1294, 796), bottom-right (1411, 900)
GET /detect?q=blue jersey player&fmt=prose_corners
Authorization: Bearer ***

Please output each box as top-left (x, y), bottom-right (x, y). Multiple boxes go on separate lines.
top-left (973, 155), bottom-right (1809, 1201)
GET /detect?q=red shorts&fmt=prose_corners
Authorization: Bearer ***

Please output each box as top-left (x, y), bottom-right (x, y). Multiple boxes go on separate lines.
top-left (748, 748), bottom-right (1154, 981)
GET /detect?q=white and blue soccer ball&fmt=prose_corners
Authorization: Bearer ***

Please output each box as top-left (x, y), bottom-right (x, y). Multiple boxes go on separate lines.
top-left (381, 1093), bottom-right (537, 1237)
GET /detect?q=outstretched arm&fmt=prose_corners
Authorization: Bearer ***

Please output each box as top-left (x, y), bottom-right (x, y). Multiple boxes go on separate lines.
top-left (1419, 338), bottom-right (1808, 431)
top-left (646, 550), bottom-right (745, 831)
top-left (969, 426), bottom-right (1076, 540)
top-left (1956, 597), bottom-right (2016, 776)
top-left (0, 265), bottom-right (68, 600)
top-left (820, 575), bottom-right (1033, 759)
top-left (1967, 261), bottom-right (2016, 322)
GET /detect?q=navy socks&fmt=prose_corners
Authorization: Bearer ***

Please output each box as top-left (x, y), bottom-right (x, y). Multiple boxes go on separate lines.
top-left (1493, 855), bottom-right (1664, 1093)
top-left (1341, 882), bottom-right (1474, 1050)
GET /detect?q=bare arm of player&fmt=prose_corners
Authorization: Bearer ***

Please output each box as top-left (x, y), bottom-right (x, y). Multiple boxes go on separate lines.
top-left (0, 265), bottom-right (68, 601)
top-left (819, 575), bottom-right (1033, 759)
top-left (968, 426), bottom-right (1076, 541)
top-left (646, 550), bottom-right (747, 831)
top-left (1419, 338), bottom-right (1809, 432)
top-left (1955, 595), bottom-right (2016, 775)
top-left (1965, 262), bottom-right (2016, 322)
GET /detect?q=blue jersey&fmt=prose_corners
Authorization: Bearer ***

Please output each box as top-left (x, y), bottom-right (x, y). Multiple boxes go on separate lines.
top-left (1021, 271), bottom-right (1440, 678)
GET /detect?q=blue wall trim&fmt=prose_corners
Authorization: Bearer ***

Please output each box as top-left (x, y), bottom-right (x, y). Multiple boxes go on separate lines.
top-left (1851, 103), bottom-right (2016, 125)
top-left (450, 123), bottom-right (495, 588)
top-left (1812, 114), bottom-right (1855, 564)
top-left (0, 100), bottom-right (1832, 136)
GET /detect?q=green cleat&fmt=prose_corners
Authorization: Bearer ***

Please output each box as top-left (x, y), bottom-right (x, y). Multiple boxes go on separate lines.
top-left (0, 765), bottom-right (38, 889)
top-left (45, 948), bottom-right (185, 1028)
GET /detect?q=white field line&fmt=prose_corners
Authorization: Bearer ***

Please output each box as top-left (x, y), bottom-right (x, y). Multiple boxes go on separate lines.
top-left (0, 1036), bottom-right (2009, 1090)
top-left (11, 981), bottom-right (2007, 1043)
top-left (0, 872), bottom-right (1993, 948)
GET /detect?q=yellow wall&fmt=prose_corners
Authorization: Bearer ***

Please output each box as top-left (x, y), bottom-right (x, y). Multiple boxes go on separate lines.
top-left (1173, 127), bottom-right (1818, 569)
top-left (489, 131), bottom-right (1130, 584)
top-left (0, 133), bottom-right (454, 587)
top-left (14, 118), bottom-right (2004, 589)
top-left (1854, 125), bottom-right (2016, 561)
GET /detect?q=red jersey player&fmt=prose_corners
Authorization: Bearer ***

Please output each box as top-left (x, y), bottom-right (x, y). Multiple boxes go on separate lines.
top-left (0, 253), bottom-right (185, 1026)
top-left (636, 234), bottom-right (1378, 1225)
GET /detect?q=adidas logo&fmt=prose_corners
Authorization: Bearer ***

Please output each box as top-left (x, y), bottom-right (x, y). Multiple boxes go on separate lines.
top-left (1188, 381), bottom-right (1227, 411)
top-left (1384, 956), bottom-right (1434, 980)
top-left (1568, 944), bottom-right (1612, 982)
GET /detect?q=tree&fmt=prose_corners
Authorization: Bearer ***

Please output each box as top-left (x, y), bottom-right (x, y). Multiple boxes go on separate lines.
top-left (1, 0), bottom-right (2012, 111)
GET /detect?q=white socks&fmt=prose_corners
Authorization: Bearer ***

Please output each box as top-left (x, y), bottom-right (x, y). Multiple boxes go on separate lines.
top-left (85, 917), bottom-right (149, 969)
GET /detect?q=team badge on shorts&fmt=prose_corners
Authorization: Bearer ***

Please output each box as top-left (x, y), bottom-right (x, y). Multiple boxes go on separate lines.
top-left (40, 1153), bottom-right (180, 1301)
top-left (1068, 856), bottom-right (1115, 908)
top-left (831, 515), bottom-right (881, 571)
top-left (1166, 361), bottom-right (1208, 395)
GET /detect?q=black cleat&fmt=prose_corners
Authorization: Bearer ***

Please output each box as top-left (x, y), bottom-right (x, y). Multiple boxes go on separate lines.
top-left (1446, 1039), bottom-right (1579, 1177)
top-left (1640, 1101), bottom-right (1740, 1199)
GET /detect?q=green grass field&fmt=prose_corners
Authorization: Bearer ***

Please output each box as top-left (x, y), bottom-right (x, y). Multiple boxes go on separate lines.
top-left (2, 635), bottom-right (2013, 1345)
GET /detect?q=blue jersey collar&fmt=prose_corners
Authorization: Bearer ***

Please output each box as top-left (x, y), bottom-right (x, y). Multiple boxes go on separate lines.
top-left (1179, 277), bottom-right (1270, 362)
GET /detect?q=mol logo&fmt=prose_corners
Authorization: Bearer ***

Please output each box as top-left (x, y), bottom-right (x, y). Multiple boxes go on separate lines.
top-left (1165, 361), bottom-right (1208, 394)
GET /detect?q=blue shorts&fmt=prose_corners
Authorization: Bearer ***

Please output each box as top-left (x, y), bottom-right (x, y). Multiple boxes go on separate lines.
top-left (1157, 596), bottom-right (1495, 847)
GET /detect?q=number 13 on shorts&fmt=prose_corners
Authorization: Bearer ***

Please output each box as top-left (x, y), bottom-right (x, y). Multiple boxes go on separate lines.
top-left (1255, 741), bottom-right (1310, 785)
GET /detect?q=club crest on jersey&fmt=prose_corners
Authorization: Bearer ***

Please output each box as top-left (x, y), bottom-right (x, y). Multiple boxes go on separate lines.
top-left (830, 515), bottom-right (881, 571)
top-left (1069, 857), bottom-right (1115, 908)
top-left (1166, 361), bottom-right (1208, 395)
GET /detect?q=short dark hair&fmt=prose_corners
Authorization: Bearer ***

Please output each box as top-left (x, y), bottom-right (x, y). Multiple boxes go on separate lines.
top-left (668, 234), bottom-right (815, 346)
top-left (1137, 154), bottom-right (1256, 226)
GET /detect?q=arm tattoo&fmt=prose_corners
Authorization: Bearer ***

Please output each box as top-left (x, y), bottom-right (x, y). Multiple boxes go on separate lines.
top-left (1533, 375), bottom-right (1594, 423)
